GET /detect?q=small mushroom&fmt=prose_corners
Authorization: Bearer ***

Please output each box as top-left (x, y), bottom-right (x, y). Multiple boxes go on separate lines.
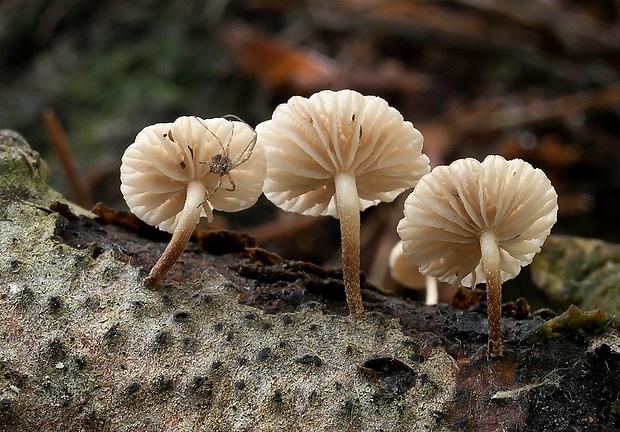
top-left (120, 115), bottom-right (266, 283)
top-left (397, 155), bottom-right (557, 356)
top-left (389, 241), bottom-right (438, 305)
top-left (257, 89), bottom-right (430, 315)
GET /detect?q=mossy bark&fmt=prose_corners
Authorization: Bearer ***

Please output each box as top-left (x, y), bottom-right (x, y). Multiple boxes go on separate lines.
top-left (1, 131), bottom-right (619, 431)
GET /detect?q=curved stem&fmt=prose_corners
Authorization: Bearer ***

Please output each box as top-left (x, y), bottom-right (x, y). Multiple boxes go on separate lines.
top-left (334, 171), bottom-right (364, 315)
top-left (480, 230), bottom-right (503, 357)
top-left (146, 179), bottom-right (207, 283)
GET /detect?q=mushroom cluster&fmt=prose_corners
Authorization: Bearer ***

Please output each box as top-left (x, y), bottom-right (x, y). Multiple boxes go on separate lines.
top-left (397, 155), bottom-right (558, 356)
top-left (118, 94), bottom-right (557, 359)
top-left (257, 89), bottom-right (430, 315)
top-left (120, 115), bottom-right (266, 283)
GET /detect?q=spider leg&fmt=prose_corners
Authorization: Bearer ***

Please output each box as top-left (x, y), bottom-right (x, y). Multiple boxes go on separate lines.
top-left (229, 121), bottom-right (257, 168)
top-left (225, 172), bottom-right (236, 192)
top-left (231, 132), bottom-right (257, 168)
top-left (222, 114), bottom-right (245, 123)
top-left (223, 114), bottom-right (257, 168)
top-left (198, 174), bottom-right (223, 207)
top-left (194, 116), bottom-right (226, 153)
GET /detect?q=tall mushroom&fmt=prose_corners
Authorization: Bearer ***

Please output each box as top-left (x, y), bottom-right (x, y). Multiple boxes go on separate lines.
top-left (120, 115), bottom-right (266, 283)
top-left (397, 155), bottom-right (558, 357)
top-left (257, 89), bottom-right (430, 315)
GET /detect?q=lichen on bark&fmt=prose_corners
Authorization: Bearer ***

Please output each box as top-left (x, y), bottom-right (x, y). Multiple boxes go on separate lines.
top-left (0, 131), bottom-right (619, 431)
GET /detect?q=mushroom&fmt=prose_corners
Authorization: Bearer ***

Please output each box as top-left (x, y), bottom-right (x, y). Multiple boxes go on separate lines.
top-left (257, 89), bottom-right (430, 315)
top-left (397, 155), bottom-right (557, 356)
top-left (389, 241), bottom-right (439, 305)
top-left (120, 115), bottom-right (266, 283)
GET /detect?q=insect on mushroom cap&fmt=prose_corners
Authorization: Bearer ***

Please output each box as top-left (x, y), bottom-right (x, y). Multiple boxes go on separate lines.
top-left (397, 155), bottom-right (558, 287)
top-left (256, 89), bottom-right (430, 217)
top-left (120, 116), bottom-right (265, 233)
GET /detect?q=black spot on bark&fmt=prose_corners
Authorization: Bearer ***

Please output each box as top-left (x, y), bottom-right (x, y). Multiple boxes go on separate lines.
top-left (256, 347), bottom-right (271, 361)
top-left (295, 355), bottom-right (323, 367)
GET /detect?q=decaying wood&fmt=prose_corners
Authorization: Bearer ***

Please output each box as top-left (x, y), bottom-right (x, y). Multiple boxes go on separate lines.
top-left (1, 132), bottom-right (619, 431)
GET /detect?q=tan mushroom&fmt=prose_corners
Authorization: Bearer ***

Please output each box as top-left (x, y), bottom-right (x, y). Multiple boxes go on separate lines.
top-left (389, 241), bottom-right (438, 305)
top-left (397, 155), bottom-right (557, 356)
top-left (120, 115), bottom-right (265, 283)
top-left (257, 89), bottom-right (430, 315)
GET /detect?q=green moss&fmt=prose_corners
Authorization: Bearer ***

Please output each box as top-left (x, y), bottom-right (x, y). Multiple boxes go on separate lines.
top-left (0, 130), bottom-right (96, 221)
top-left (527, 304), bottom-right (620, 344)
top-left (532, 235), bottom-right (620, 314)
top-left (0, 130), bottom-right (50, 201)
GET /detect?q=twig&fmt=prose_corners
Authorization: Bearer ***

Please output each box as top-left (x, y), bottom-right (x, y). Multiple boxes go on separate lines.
top-left (42, 108), bottom-right (94, 209)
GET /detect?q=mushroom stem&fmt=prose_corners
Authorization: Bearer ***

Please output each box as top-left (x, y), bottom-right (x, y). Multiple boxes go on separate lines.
top-left (425, 276), bottom-right (438, 305)
top-left (145, 179), bottom-right (207, 283)
top-left (480, 230), bottom-right (503, 357)
top-left (334, 171), bottom-right (364, 315)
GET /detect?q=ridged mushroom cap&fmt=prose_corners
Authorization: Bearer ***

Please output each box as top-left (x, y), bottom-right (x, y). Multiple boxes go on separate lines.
top-left (256, 89), bottom-right (430, 217)
top-left (120, 116), bottom-right (265, 233)
top-left (397, 155), bottom-right (558, 287)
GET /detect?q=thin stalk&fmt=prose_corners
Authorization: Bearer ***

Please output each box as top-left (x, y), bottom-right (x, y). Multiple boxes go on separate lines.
top-left (480, 230), bottom-right (503, 357)
top-left (145, 179), bottom-right (206, 283)
top-left (334, 171), bottom-right (364, 315)
top-left (425, 276), bottom-right (438, 305)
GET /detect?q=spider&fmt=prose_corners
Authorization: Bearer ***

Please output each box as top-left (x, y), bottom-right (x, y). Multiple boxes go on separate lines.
top-left (194, 115), bottom-right (257, 204)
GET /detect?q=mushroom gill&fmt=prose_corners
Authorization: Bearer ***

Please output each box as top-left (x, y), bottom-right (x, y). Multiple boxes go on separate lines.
top-left (257, 89), bottom-right (430, 315)
top-left (121, 115), bottom-right (265, 283)
top-left (397, 155), bottom-right (558, 356)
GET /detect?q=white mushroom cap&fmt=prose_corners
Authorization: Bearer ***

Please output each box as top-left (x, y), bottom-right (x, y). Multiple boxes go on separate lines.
top-left (397, 155), bottom-right (558, 287)
top-left (120, 115), bottom-right (265, 283)
top-left (121, 116), bottom-right (265, 233)
top-left (257, 89), bottom-right (430, 315)
top-left (257, 89), bottom-right (430, 217)
top-left (398, 155), bottom-right (557, 356)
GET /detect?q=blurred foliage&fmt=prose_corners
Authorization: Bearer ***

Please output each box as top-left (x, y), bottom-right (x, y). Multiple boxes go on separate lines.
top-left (0, 0), bottom-right (261, 179)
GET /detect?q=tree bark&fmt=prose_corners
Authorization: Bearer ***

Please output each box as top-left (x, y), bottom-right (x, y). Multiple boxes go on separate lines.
top-left (1, 130), bottom-right (619, 431)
